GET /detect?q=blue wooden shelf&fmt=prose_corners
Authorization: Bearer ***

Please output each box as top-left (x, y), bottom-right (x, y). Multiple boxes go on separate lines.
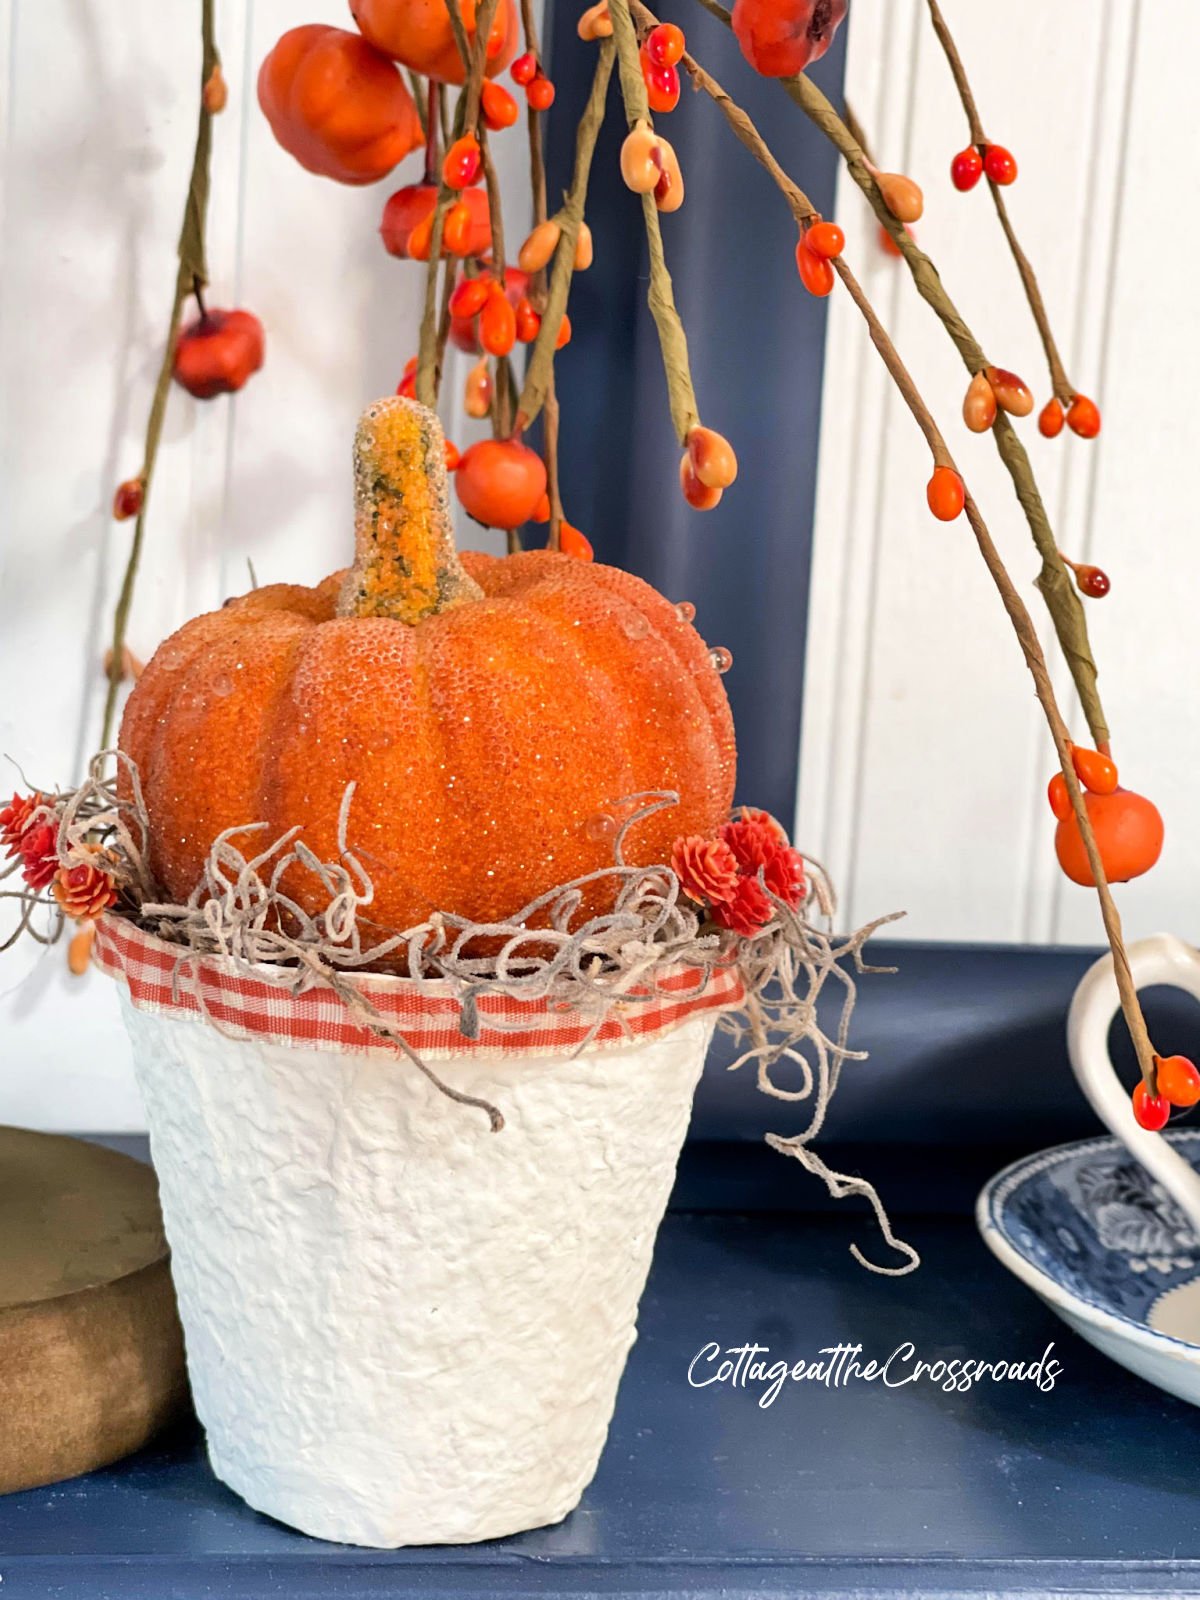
top-left (3, 1208), bottom-right (1199, 1598)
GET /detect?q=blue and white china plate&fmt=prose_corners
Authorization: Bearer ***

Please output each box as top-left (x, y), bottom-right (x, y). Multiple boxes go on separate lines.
top-left (978, 1132), bottom-right (1200, 1406)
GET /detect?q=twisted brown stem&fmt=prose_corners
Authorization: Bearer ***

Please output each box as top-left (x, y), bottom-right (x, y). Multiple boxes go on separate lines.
top-left (101, 0), bottom-right (219, 749)
top-left (688, 0), bottom-right (1110, 753)
top-left (663, 0), bottom-right (1156, 1087)
top-left (924, 0), bottom-right (1074, 406)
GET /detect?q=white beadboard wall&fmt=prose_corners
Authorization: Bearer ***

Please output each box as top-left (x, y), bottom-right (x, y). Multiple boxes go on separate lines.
top-left (797, 0), bottom-right (1199, 948)
top-left (0, 0), bottom-right (530, 1129)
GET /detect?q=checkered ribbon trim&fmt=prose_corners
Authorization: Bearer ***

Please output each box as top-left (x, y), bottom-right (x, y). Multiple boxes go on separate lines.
top-left (94, 914), bottom-right (745, 1060)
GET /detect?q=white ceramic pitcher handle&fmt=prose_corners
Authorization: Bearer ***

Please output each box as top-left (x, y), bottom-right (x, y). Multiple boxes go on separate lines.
top-left (1068, 933), bottom-right (1200, 1234)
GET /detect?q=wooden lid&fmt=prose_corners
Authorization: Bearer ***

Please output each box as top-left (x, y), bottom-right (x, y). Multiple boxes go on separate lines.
top-left (0, 1127), bottom-right (168, 1311)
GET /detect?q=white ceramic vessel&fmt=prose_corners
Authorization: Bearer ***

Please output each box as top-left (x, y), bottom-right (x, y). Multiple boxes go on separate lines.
top-left (979, 933), bottom-right (1200, 1408)
top-left (117, 984), bottom-right (717, 1547)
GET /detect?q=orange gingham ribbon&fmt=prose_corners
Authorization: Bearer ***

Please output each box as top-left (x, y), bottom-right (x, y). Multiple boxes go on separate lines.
top-left (94, 913), bottom-right (745, 1060)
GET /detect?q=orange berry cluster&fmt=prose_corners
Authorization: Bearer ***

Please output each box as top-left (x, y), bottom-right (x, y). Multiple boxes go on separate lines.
top-left (1046, 745), bottom-right (1163, 889)
top-left (962, 368), bottom-right (1102, 442)
top-left (1133, 1057), bottom-right (1200, 1131)
top-left (794, 218), bottom-right (844, 297)
top-left (641, 23), bottom-right (684, 114)
top-left (511, 49), bottom-right (553, 110)
top-left (951, 143), bottom-right (1017, 191)
top-left (1038, 394), bottom-right (1101, 440)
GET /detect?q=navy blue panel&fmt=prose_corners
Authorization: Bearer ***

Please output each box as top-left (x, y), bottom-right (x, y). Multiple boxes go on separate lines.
top-left (543, 8), bottom-right (847, 822)
top-left (5, 1214), bottom-right (1200, 1596)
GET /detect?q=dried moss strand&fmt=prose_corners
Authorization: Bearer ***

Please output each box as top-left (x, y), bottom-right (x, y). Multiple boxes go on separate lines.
top-left (101, 0), bottom-right (218, 750)
top-left (516, 42), bottom-right (614, 429)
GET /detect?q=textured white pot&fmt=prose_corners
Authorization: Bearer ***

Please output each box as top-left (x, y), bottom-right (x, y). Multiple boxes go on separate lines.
top-left (118, 988), bottom-right (715, 1547)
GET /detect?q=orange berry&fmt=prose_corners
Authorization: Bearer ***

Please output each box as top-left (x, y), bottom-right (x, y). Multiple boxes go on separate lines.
top-left (1047, 770), bottom-right (1070, 820)
top-left (687, 425), bottom-right (738, 490)
top-left (479, 285), bottom-right (516, 356)
top-left (1071, 746), bottom-right (1119, 796)
top-left (1156, 1054), bottom-right (1200, 1109)
top-left (795, 239), bottom-right (834, 297)
top-left (442, 133), bottom-right (481, 190)
top-left (559, 522), bottom-right (594, 561)
top-left (985, 366), bottom-right (1034, 418)
top-left (926, 465), bottom-right (965, 521)
top-left (1075, 563), bottom-right (1110, 599)
top-left (1133, 1081), bottom-right (1170, 1131)
top-left (878, 222), bottom-right (914, 256)
top-left (877, 171), bottom-right (923, 223)
top-left (1038, 397), bottom-right (1065, 438)
top-left (514, 297), bottom-right (541, 342)
top-left (555, 311), bottom-right (572, 349)
top-left (574, 221), bottom-right (594, 270)
top-left (481, 80), bottom-right (519, 131)
top-left (679, 453), bottom-right (722, 511)
top-left (983, 144), bottom-right (1017, 185)
top-left (464, 357), bottom-right (492, 419)
top-left (1067, 394), bottom-right (1101, 438)
top-left (621, 122), bottom-right (660, 193)
top-left (652, 139), bottom-right (684, 212)
top-left (449, 276), bottom-right (492, 318)
top-left (455, 437), bottom-right (547, 529)
top-left (518, 219), bottom-right (561, 273)
top-left (645, 22), bottom-right (685, 65)
top-left (443, 439), bottom-right (461, 472)
top-left (962, 371), bottom-right (997, 433)
top-left (526, 74), bottom-right (555, 110)
top-left (577, 1), bottom-right (613, 38)
top-left (805, 220), bottom-right (845, 259)
top-left (112, 477), bottom-right (145, 520)
top-left (532, 492), bottom-right (551, 523)
top-left (511, 50), bottom-right (537, 84)
top-left (202, 64), bottom-right (228, 114)
top-left (641, 45), bottom-right (681, 114)
top-left (1054, 788), bottom-right (1164, 887)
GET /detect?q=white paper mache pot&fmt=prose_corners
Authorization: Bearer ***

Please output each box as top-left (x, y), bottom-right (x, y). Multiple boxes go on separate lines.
top-left (116, 978), bottom-right (717, 1548)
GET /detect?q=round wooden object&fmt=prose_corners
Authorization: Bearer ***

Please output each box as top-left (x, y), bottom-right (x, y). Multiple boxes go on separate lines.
top-left (0, 1127), bottom-right (188, 1495)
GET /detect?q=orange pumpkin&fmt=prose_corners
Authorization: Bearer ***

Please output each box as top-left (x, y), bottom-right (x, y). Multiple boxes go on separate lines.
top-left (1055, 788), bottom-right (1164, 886)
top-left (120, 399), bottom-right (735, 944)
top-left (257, 25), bottom-right (422, 185)
top-left (350, 0), bottom-right (520, 85)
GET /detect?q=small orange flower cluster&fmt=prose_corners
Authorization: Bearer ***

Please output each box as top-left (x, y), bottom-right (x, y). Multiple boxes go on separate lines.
top-left (1, 791), bottom-right (119, 919)
top-left (671, 809), bottom-right (806, 938)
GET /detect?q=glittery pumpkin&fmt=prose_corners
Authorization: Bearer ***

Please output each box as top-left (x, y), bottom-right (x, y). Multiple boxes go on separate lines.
top-left (119, 398), bottom-right (735, 946)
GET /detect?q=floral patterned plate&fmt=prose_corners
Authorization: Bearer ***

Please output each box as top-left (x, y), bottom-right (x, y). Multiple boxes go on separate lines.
top-left (978, 1132), bottom-right (1200, 1406)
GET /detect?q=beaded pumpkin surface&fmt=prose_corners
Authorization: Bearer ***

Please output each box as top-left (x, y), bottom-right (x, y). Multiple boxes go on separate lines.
top-left (119, 399), bottom-right (735, 946)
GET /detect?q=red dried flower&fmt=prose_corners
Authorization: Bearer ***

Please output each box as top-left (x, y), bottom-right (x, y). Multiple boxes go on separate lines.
top-left (763, 844), bottom-right (806, 910)
top-left (671, 834), bottom-right (740, 906)
top-left (719, 816), bottom-right (779, 873)
top-left (732, 805), bottom-right (788, 841)
top-left (1, 791), bottom-right (43, 856)
top-left (53, 861), bottom-right (118, 920)
top-left (711, 874), bottom-right (773, 938)
top-left (19, 820), bottom-right (59, 890)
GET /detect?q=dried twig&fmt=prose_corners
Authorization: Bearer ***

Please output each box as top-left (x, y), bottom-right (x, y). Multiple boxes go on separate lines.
top-left (656, 0), bottom-right (1158, 1090)
top-left (516, 42), bottom-right (615, 430)
top-left (606, 0), bottom-right (700, 443)
top-left (689, 0), bottom-right (1110, 753)
top-left (924, 0), bottom-right (1073, 405)
top-left (101, 0), bottom-right (219, 748)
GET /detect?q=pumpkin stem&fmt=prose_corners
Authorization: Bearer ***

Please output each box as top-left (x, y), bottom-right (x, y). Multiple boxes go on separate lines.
top-left (337, 397), bottom-right (482, 623)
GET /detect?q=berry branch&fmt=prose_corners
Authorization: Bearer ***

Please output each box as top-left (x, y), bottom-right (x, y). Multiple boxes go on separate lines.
top-left (607, 0), bottom-right (700, 444)
top-left (689, 0), bottom-right (1112, 753)
top-left (924, 0), bottom-right (1078, 413)
top-left (517, 0), bottom-right (565, 547)
top-left (649, 0), bottom-right (1158, 1090)
top-left (101, 0), bottom-right (219, 748)
top-left (515, 42), bottom-right (614, 428)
